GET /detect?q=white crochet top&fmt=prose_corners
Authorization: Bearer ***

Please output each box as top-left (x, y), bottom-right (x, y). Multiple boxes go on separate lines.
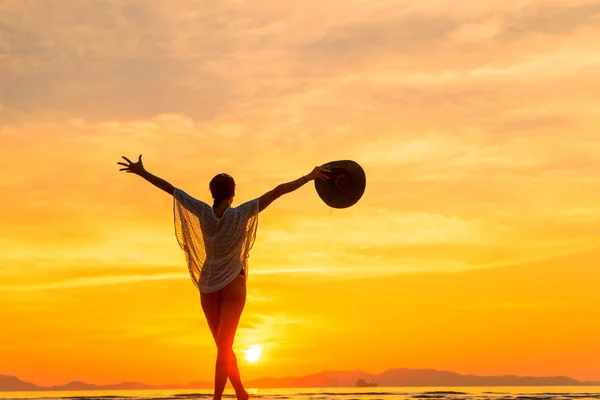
top-left (173, 188), bottom-right (259, 294)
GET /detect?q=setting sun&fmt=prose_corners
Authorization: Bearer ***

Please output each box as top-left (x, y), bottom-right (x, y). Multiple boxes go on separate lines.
top-left (244, 345), bottom-right (262, 363)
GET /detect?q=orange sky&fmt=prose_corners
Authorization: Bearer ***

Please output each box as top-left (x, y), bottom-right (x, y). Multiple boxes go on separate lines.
top-left (1, 0), bottom-right (600, 387)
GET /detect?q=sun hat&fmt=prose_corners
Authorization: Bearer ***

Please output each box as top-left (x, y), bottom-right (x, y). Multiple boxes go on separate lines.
top-left (314, 160), bottom-right (366, 209)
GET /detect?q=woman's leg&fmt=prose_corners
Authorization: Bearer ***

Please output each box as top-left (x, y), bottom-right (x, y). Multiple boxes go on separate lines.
top-left (227, 349), bottom-right (245, 398)
top-left (200, 286), bottom-right (248, 399)
top-left (213, 275), bottom-right (247, 400)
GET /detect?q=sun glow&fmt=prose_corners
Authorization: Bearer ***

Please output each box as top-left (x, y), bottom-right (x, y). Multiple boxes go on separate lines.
top-left (244, 345), bottom-right (262, 363)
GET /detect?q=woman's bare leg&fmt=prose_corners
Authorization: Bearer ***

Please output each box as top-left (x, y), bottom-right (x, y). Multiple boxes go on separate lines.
top-left (201, 288), bottom-right (248, 399)
top-left (202, 276), bottom-right (247, 400)
top-left (227, 351), bottom-right (245, 397)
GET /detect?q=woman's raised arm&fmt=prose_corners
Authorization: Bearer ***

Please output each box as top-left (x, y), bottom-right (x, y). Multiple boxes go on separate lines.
top-left (118, 155), bottom-right (174, 195)
top-left (258, 165), bottom-right (330, 212)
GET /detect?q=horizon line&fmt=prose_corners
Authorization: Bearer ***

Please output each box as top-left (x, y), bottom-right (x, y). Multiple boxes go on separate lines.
top-left (3, 367), bottom-right (599, 391)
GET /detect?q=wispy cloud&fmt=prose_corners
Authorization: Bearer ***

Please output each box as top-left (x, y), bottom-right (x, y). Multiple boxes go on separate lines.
top-left (0, 266), bottom-right (348, 292)
top-left (0, 273), bottom-right (187, 291)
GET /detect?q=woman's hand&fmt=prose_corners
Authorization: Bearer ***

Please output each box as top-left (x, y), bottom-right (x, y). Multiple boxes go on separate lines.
top-left (118, 154), bottom-right (146, 176)
top-left (306, 165), bottom-right (331, 181)
top-left (117, 155), bottom-right (174, 195)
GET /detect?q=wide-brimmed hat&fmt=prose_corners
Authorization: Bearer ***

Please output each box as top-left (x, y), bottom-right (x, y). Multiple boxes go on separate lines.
top-left (314, 160), bottom-right (366, 209)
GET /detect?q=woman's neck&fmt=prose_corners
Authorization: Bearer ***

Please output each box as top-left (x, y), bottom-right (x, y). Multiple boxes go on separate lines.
top-left (213, 204), bottom-right (230, 218)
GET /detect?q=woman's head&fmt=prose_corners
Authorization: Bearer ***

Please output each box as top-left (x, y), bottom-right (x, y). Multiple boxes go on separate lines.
top-left (209, 173), bottom-right (236, 208)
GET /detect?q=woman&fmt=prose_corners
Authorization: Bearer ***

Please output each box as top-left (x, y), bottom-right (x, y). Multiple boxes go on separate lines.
top-left (117, 155), bottom-right (330, 400)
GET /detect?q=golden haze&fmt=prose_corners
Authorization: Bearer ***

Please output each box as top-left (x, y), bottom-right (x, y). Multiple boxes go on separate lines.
top-left (1, 0), bottom-right (600, 387)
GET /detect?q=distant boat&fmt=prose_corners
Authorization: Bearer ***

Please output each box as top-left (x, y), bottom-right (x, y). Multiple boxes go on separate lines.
top-left (356, 379), bottom-right (378, 387)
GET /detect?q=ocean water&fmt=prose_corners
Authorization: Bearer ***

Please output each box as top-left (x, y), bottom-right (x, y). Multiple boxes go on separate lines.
top-left (1, 387), bottom-right (600, 400)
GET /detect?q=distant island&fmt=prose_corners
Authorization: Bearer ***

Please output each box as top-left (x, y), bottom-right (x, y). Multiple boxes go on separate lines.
top-left (356, 378), bottom-right (378, 387)
top-left (2, 369), bottom-right (599, 392)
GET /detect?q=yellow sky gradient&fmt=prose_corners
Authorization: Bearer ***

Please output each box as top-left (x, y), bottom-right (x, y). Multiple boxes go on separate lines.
top-left (1, 0), bottom-right (600, 387)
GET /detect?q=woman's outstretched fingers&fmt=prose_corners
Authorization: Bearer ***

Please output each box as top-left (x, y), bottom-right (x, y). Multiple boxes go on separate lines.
top-left (317, 167), bottom-right (330, 179)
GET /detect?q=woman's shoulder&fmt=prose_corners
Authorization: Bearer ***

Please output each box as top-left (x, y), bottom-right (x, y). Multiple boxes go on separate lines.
top-left (174, 188), bottom-right (212, 213)
top-left (232, 198), bottom-right (259, 216)
top-left (235, 198), bottom-right (259, 207)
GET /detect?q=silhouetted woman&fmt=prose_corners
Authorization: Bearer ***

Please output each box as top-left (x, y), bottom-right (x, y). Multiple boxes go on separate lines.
top-left (118, 155), bottom-right (330, 400)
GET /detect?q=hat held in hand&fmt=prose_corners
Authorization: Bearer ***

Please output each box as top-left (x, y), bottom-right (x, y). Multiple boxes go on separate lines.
top-left (315, 160), bottom-right (366, 209)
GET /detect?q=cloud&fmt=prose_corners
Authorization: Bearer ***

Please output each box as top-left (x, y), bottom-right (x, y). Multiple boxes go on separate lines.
top-left (500, 2), bottom-right (600, 37)
top-left (0, 269), bottom-right (321, 293)
top-left (456, 299), bottom-right (572, 311)
top-left (2, 0), bottom-right (599, 124)
top-left (0, 273), bottom-right (187, 291)
top-left (298, 9), bottom-right (460, 65)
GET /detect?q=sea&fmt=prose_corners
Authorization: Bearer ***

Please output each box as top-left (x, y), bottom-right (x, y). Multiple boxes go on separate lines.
top-left (1, 387), bottom-right (600, 400)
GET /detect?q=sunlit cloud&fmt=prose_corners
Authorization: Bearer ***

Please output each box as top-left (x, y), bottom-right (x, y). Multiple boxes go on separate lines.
top-left (0, 273), bottom-right (187, 291)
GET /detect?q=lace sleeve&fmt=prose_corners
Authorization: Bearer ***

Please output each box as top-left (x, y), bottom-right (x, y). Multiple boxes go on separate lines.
top-left (233, 198), bottom-right (260, 258)
top-left (173, 188), bottom-right (210, 287)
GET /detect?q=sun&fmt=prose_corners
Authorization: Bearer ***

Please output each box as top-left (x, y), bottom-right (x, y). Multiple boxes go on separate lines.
top-left (244, 345), bottom-right (262, 363)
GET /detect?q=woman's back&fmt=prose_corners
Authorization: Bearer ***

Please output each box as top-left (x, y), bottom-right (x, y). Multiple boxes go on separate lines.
top-left (173, 188), bottom-right (259, 294)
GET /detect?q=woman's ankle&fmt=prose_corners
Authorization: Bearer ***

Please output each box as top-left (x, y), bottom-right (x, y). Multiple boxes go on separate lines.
top-left (235, 391), bottom-right (249, 400)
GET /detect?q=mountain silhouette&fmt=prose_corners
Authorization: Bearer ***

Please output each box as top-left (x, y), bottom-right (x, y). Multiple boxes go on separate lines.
top-left (0, 375), bottom-right (40, 391)
top-left (2, 369), bottom-right (599, 391)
